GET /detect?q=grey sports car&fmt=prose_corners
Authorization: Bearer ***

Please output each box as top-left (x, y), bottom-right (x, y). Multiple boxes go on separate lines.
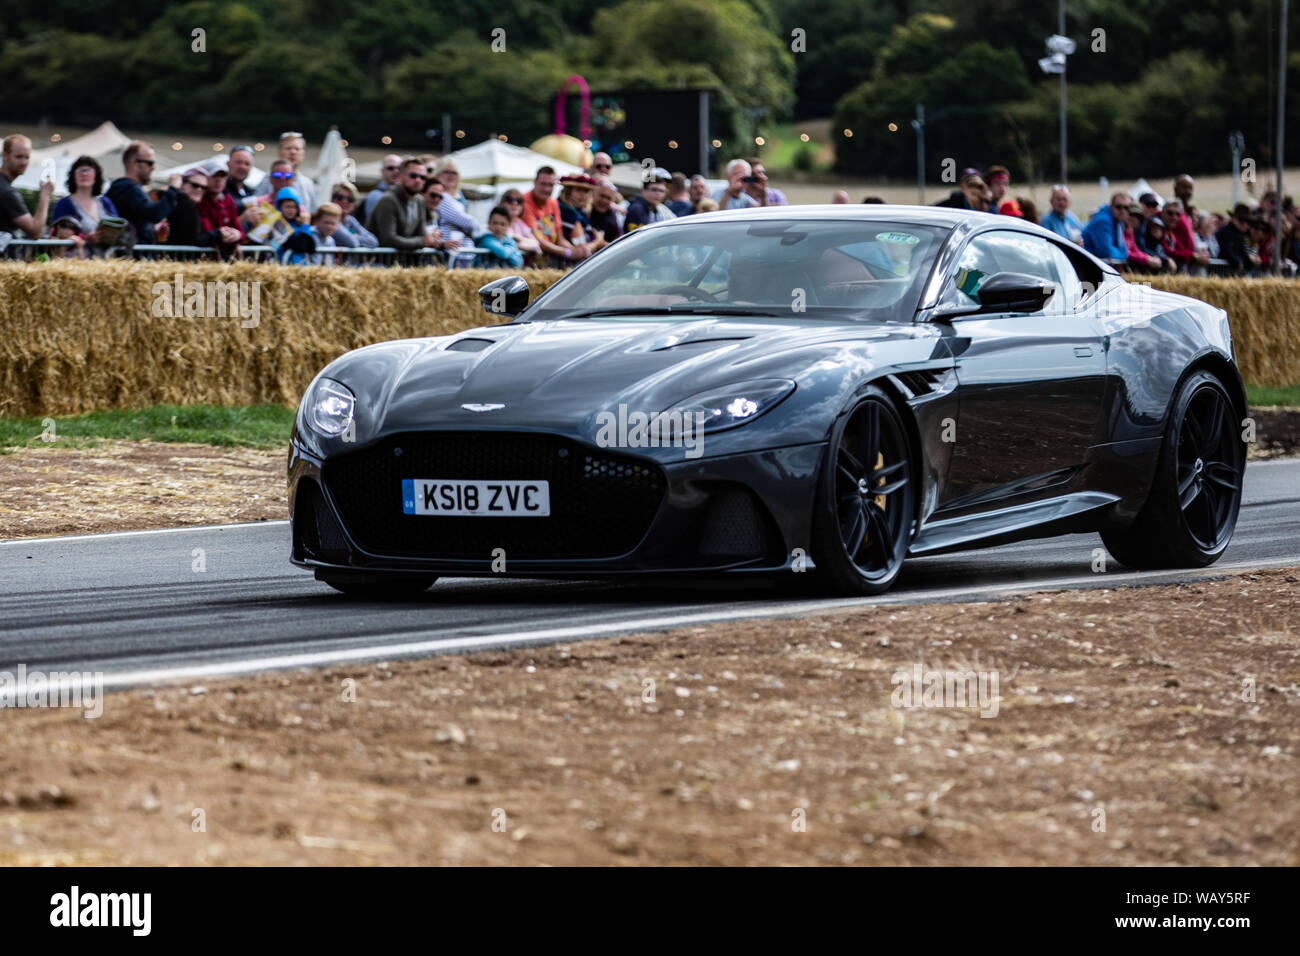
top-left (288, 206), bottom-right (1245, 596)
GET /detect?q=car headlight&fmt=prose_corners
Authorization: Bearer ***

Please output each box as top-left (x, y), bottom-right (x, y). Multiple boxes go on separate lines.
top-left (307, 378), bottom-right (356, 437)
top-left (663, 379), bottom-right (795, 432)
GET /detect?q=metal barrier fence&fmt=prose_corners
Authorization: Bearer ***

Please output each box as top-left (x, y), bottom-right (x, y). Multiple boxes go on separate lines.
top-left (0, 238), bottom-right (489, 267)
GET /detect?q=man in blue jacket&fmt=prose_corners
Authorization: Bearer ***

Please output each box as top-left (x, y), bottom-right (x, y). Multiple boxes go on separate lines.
top-left (1082, 192), bottom-right (1133, 261)
top-left (106, 141), bottom-right (181, 244)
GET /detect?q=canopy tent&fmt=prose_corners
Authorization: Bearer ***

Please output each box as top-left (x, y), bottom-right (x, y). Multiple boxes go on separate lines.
top-left (12, 121), bottom-right (132, 191)
top-left (1128, 178), bottom-right (1164, 207)
top-left (354, 139), bottom-right (585, 188)
top-left (309, 128), bottom-right (350, 198)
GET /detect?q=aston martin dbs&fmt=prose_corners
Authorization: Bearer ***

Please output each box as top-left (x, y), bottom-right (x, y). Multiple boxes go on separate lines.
top-left (288, 206), bottom-right (1246, 596)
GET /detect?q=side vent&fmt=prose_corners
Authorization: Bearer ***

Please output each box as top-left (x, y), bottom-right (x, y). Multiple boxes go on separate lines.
top-left (893, 369), bottom-right (943, 399)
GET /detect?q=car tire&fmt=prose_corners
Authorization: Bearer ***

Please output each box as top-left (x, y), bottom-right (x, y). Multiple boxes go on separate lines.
top-left (809, 387), bottom-right (916, 595)
top-left (1102, 370), bottom-right (1244, 569)
top-left (318, 572), bottom-right (438, 596)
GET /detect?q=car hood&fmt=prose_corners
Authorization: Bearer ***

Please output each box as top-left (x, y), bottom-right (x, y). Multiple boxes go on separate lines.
top-left (347, 316), bottom-right (924, 434)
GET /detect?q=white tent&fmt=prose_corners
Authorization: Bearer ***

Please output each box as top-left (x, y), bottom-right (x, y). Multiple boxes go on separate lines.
top-left (1129, 178), bottom-right (1164, 207)
top-left (13, 121), bottom-right (132, 191)
top-left (443, 139), bottom-right (584, 184)
top-left (309, 127), bottom-right (350, 197)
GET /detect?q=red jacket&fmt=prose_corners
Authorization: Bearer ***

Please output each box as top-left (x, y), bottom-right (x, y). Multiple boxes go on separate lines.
top-left (1163, 212), bottom-right (1196, 266)
top-left (197, 191), bottom-right (246, 255)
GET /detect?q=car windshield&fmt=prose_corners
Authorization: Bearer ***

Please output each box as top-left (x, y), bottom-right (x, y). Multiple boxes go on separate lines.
top-left (521, 218), bottom-right (948, 322)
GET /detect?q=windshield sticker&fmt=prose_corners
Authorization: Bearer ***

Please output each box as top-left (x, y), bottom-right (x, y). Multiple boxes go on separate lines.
top-left (875, 232), bottom-right (920, 245)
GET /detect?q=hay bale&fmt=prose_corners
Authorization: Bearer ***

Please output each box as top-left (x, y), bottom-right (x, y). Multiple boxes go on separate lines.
top-left (1147, 276), bottom-right (1300, 388)
top-left (0, 260), bottom-right (563, 417)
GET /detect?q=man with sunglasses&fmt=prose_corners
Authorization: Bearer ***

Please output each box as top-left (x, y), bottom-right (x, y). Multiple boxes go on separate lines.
top-left (366, 158), bottom-right (442, 255)
top-left (106, 141), bottom-right (183, 244)
top-left (587, 151), bottom-right (613, 177)
top-left (363, 153), bottom-right (403, 221)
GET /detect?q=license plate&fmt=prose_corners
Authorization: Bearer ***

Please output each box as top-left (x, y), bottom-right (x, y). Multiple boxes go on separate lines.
top-left (402, 479), bottom-right (550, 517)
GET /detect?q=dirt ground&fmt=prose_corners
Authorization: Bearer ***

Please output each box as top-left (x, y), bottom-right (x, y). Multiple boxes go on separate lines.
top-left (0, 441), bottom-right (285, 539)
top-left (0, 407), bottom-right (1296, 540)
top-left (0, 568), bottom-right (1296, 865)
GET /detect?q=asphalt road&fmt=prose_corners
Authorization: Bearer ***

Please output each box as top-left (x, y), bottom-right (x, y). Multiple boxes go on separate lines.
top-left (2, 459), bottom-right (1296, 688)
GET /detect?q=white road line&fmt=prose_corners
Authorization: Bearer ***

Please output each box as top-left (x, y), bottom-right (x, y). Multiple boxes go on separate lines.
top-left (0, 520), bottom-right (288, 546)
top-left (26, 552), bottom-right (1296, 693)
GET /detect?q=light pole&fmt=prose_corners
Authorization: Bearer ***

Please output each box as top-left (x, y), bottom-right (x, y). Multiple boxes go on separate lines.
top-left (1039, 3), bottom-right (1075, 184)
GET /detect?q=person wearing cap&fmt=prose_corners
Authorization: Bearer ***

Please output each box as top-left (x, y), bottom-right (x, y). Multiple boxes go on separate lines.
top-left (624, 167), bottom-right (674, 232)
top-left (558, 173), bottom-right (608, 256)
top-left (1082, 192), bottom-right (1133, 261)
top-left (253, 132), bottom-right (316, 212)
top-left (1040, 185), bottom-right (1083, 243)
top-left (1133, 214), bottom-right (1173, 273)
top-left (712, 159), bottom-right (759, 210)
top-left (997, 197), bottom-right (1024, 218)
top-left (50, 215), bottom-right (87, 258)
top-left (197, 165), bottom-right (245, 258)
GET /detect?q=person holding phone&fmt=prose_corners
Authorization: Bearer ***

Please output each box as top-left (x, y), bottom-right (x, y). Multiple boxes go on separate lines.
top-left (0, 134), bottom-right (53, 239)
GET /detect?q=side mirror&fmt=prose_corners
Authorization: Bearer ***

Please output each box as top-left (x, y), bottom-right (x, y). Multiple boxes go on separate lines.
top-left (478, 275), bottom-right (530, 317)
top-left (972, 271), bottom-right (1056, 312)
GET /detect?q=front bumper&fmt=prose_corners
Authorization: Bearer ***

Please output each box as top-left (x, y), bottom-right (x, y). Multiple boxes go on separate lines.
top-left (288, 431), bottom-right (824, 577)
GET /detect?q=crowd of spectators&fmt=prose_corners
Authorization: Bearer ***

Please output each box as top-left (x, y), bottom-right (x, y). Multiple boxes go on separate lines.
top-left (928, 163), bottom-right (1292, 276)
top-left (2, 130), bottom-right (1295, 275)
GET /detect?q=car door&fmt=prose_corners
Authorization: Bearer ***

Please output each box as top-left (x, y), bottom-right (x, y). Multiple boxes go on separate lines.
top-left (931, 229), bottom-right (1106, 511)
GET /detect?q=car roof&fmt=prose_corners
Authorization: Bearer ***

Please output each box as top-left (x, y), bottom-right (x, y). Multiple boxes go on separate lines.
top-left (638, 203), bottom-right (1120, 275)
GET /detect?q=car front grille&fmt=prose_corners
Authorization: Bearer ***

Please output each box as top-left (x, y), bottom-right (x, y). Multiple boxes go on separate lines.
top-left (322, 432), bottom-right (666, 560)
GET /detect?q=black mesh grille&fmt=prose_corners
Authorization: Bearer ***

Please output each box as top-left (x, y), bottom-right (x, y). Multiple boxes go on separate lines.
top-left (322, 432), bottom-right (666, 559)
top-left (697, 487), bottom-right (777, 559)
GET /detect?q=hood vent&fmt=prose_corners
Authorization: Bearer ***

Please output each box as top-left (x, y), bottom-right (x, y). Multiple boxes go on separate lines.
top-left (445, 337), bottom-right (498, 353)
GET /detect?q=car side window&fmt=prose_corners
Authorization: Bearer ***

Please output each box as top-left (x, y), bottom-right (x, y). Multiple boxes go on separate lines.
top-left (940, 230), bottom-right (1068, 315)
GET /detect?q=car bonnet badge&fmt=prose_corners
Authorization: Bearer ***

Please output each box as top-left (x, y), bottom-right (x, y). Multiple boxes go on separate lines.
top-left (462, 403), bottom-right (506, 412)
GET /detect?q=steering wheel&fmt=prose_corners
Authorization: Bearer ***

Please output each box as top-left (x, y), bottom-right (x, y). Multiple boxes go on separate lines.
top-left (654, 284), bottom-right (719, 302)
